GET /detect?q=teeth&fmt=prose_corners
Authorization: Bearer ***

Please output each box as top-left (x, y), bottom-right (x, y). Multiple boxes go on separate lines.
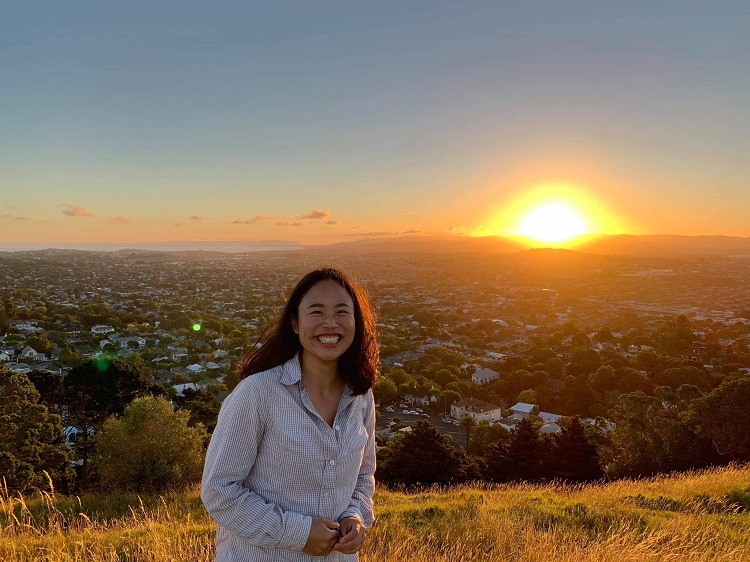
top-left (318, 335), bottom-right (340, 344)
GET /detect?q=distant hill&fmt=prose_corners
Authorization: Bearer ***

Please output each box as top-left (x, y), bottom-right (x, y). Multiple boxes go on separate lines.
top-left (308, 233), bottom-right (750, 258)
top-left (307, 234), bottom-right (527, 254)
top-left (576, 234), bottom-right (750, 257)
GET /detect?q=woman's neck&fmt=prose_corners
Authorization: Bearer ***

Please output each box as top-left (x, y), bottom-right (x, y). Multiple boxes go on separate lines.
top-left (299, 352), bottom-right (343, 393)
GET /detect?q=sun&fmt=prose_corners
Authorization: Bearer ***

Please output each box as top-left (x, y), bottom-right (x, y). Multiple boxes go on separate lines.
top-left (515, 203), bottom-right (588, 243)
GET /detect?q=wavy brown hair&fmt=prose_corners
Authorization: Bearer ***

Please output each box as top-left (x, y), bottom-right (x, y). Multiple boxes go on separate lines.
top-left (239, 268), bottom-right (379, 394)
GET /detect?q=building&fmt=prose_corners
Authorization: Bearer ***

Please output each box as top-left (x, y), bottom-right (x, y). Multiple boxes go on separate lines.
top-left (472, 367), bottom-right (500, 385)
top-left (510, 402), bottom-right (540, 418)
top-left (91, 325), bottom-right (115, 335)
top-left (452, 398), bottom-right (504, 423)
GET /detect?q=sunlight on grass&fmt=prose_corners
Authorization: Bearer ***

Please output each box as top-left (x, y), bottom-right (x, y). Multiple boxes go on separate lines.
top-left (2, 465), bottom-right (749, 561)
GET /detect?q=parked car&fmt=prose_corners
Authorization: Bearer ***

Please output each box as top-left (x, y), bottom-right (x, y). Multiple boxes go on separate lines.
top-left (384, 406), bottom-right (394, 412)
top-left (421, 413), bottom-right (430, 418)
top-left (399, 403), bottom-right (407, 409)
top-left (402, 410), bottom-right (410, 415)
top-left (415, 408), bottom-right (423, 413)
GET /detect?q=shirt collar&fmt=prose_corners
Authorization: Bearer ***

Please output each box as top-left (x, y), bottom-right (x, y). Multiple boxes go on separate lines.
top-left (279, 352), bottom-right (355, 397)
top-left (279, 353), bottom-right (303, 386)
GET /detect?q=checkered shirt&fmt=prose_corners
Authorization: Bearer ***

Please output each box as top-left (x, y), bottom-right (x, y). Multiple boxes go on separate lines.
top-left (201, 353), bottom-right (376, 561)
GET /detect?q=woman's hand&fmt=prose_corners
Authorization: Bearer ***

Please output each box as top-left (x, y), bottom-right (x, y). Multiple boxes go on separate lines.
top-left (303, 517), bottom-right (340, 556)
top-left (333, 516), bottom-right (366, 554)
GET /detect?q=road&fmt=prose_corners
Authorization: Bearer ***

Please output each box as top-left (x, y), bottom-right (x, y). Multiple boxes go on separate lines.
top-left (376, 408), bottom-right (468, 447)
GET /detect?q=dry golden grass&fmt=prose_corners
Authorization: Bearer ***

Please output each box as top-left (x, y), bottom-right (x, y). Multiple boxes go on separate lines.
top-left (2, 465), bottom-right (750, 561)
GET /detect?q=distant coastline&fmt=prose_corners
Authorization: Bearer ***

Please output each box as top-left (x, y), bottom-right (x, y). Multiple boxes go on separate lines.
top-left (0, 242), bottom-right (305, 253)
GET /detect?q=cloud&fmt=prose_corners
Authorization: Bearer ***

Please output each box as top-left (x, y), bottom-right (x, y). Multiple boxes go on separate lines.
top-left (344, 229), bottom-right (420, 237)
top-left (276, 221), bottom-right (304, 227)
top-left (14, 216), bottom-right (31, 221)
top-left (110, 216), bottom-right (133, 225)
top-left (325, 220), bottom-right (340, 225)
top-left (5, 205), bottom-right (16, 210)
top-left (0, 214), bottom-right (10, 219)
top-left (62, 204), bottom-right (95, 217)
top-left (172, 223), bottom-right (183, 228)
top-left (447, 225), bottom-right (469, 235)
top-left (301, 209), bottom-right (330, 220)
top-left (232, 214), bottom-right (271, 225)
top-left (189, 215), bottom-right (207, 221)
top-left (402, 210), bottom-right (415, 215)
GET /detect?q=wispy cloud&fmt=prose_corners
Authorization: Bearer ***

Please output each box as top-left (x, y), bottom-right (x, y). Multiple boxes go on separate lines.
top-left (232, 214), bottom-right (271, 225)
top-left (110, 216), bottom-right (133, 225)
top-left (402, 210), bottom-right (415, 215)
top-left (301, 209), bottom-right (330, 220)
top-left (446, 225), bottom-right (469, 235)
top-left (277, 221), bottom-right (304, 227)
top-left (189, 215), bottom-right (207, 221)
top-left (172, 223), bottom-right (183, 228)
top-left (14, 216), bottom-right (31, 221)
top-left (325, 220), bottom-right (340, 225)
top-left (344, 229), bottom-right (419, 237)
top-left (62, 204), bottom-right (95, 217)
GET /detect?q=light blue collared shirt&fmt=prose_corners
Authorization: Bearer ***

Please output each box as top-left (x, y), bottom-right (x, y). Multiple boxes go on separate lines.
top-left (201, 354), bottom-right (376, 561)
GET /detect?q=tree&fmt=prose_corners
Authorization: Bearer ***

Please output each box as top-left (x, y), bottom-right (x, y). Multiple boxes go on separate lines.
top-left (0, 369), bottom-right (72, 494)
top-left (551, 417), bottom-right (602, 482)
top-left (63, 357), bottom-right (151, 486)
top-left (26, 336), bottom-right (53, 355)
top-left (517, 389), bottom-right (538, 404)
top-left (601, 391), bottom-right (719, 478)
top-left (689, 378), bottom-right (750, 461)
top-left (459, 415), bottom-right (477, 449)
top-left (483, 418), bottom-right (551, 482)
top-left (374, 377), bottom-right (399, 404)
top-left (173, 388), bottom-right (221, 433)
top-left (467, 420), bottom-right (509, 456)
top-left (58, 347), bottom-right (81, 367)
top-left (26, 369), bottom-right (65, 415)
top-left (95, 396), bottom-right (207, 492)
top-left (376, 420), bottom-right (477, 485)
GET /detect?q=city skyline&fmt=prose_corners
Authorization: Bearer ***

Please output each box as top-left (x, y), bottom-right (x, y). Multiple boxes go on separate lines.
top-left (3, 1), bottom-right (749, 247)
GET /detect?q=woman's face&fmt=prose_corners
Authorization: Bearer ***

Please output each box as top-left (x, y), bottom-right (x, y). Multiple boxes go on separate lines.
top-left (292, 279), bottom-right (356, 367)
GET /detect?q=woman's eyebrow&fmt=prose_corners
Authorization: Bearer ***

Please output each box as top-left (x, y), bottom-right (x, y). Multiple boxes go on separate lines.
top-left (306, 303), bottom-right (352, 309)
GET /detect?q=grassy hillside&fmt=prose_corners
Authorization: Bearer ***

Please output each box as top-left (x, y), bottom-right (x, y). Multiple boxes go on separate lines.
top-left (2, 465), bottom-right (750, 561)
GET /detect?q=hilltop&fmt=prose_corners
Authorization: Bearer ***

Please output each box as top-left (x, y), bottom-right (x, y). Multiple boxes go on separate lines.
top-left (3, 464), bottom-right (749, 561)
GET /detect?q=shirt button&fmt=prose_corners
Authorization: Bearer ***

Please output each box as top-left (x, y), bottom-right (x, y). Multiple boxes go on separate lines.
top-left (335, 425), bottom-right (340, 431)
top-left (329, 459), bottom-right (335, 466)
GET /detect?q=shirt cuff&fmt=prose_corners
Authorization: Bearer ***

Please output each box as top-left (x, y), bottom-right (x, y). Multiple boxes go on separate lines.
top-left (278, 512), bottom-right (313, 551)
top-left (338, 509), bottom-right (363, 525)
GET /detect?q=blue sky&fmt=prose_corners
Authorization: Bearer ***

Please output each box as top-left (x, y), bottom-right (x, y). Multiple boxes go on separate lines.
top-left (2, 1), bottom-right (749, 245)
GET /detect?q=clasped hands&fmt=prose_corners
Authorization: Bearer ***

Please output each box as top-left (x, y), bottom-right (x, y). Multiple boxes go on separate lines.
top-left (303, 515), bottom-right (365, 556)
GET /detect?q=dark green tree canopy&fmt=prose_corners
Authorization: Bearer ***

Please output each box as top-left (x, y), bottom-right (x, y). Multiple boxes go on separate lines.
top-left (0, 368), bottom-right (72, 495)
top-left (376, 420), bottom-right (478, 485)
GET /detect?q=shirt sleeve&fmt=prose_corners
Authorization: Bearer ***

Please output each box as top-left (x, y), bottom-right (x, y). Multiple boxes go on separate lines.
top-left (339, 390), bottom-right (376, 528)
top-left (200, 376), bottom-right (312, 551)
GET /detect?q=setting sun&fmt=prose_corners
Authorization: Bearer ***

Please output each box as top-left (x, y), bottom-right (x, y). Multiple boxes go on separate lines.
top-left (516, 203), bottom-right (588, 242)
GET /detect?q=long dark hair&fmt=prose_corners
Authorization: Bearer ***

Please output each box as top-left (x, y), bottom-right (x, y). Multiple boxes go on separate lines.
top-left (239, 268), bottom-right (379, 394)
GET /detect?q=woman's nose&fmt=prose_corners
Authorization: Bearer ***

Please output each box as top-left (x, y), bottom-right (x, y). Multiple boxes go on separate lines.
top-left (322, 315), bottom-right (338, 327)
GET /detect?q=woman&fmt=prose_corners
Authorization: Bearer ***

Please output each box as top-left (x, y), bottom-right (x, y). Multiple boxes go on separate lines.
top-left (201, 268), bottom-right (379, 561)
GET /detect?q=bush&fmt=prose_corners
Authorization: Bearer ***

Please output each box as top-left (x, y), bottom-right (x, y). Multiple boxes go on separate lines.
top-left (95, 396), bottom-right (207, 492)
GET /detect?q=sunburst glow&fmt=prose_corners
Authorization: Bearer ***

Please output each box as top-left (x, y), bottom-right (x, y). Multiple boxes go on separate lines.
top-left (516, 203), bottom-right (588, 242)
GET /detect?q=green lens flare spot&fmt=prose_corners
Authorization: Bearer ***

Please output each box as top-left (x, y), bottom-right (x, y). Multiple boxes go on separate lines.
top-left (192, 323), bottom-right (201, 331)
top-left (94, 356), bottom-right (112, 372)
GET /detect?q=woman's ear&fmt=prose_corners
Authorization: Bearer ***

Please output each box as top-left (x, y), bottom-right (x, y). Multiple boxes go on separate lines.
top-left (290, 317), bottom-right (298, 334)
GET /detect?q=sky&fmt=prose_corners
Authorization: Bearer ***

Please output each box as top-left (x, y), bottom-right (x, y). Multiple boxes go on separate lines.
top-left (2, 0), bottom-right (749, 247)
